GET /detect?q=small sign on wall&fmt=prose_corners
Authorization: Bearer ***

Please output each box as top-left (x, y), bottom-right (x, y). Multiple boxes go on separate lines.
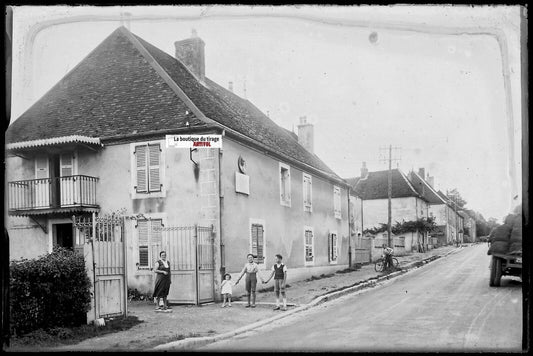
top-left (235, 172), bottom-right (250, 195)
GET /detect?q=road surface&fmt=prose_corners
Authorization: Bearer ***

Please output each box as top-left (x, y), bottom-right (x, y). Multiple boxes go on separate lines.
top-left (201, 244), bottom-right (523, 352)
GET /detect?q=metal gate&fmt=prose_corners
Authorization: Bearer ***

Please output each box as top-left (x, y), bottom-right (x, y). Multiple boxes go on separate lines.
top-left (154, 225), bottom-right (214, 305)
top-left (74, 212), bottom-right (127, 319)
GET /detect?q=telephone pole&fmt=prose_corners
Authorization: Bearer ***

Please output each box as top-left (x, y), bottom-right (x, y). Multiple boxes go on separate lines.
top-left (379, 145), bottom-right (401, 248)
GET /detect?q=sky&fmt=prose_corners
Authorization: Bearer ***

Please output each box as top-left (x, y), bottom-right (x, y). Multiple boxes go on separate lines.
top-left (7, 5), bottom-right (524, 222)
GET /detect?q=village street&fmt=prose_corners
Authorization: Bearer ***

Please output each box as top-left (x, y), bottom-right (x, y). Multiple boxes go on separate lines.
top-left (201, 244), bottom-right (523, 352)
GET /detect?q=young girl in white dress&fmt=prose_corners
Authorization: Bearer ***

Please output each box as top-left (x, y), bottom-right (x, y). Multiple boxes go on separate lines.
top-left (220, 273), bottom-right (233, 307)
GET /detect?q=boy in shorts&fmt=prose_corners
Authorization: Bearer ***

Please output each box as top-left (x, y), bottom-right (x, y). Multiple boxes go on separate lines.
top-left (262, 254), bottom-right (288, 311)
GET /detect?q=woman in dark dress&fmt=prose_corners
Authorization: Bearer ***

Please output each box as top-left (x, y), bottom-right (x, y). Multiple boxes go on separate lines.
top-left (153, 251), bottom-right (172, 310)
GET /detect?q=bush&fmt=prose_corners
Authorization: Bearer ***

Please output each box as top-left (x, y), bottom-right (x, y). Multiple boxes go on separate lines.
top-left (10, 247), bottom-right (92, 335)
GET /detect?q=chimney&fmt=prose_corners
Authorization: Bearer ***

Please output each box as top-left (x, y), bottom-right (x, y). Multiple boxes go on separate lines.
top-left (228, 81), bottom-right (233, 92)
top-left (297, 116), bottom-right (314, 153)
top-left (418, 168), bottom-right (425, 180)
top-left (427, 176), bottom-right (434, 188)
top-left (120, 12), bottom-right (132, 30)
top-left (360, 161), bottom-right (369, 179)
top-left (174, 29), bottom-right (205, 82)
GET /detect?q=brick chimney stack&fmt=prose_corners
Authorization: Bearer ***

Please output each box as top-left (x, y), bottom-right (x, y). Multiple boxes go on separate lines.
top-left (361, 161), bottom-right (369, 179)
top-left (228, 81), bottom-right (233, 92)
top-left (418, 168), bottom-right (425, 180)
top-left (174, 29), bottom-right (205, 83)
top-left (297, 116), bottom-right (314, 153)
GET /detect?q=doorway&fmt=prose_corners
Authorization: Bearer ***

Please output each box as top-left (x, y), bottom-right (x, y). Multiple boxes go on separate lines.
top-left (53, 223), bottom-right (74, 249)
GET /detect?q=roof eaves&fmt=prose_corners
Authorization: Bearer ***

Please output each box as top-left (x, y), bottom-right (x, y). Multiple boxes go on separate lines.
top-left (223, 130), bottom-right (348, 188)
top-left (6, 135), bottom-right (103, 151)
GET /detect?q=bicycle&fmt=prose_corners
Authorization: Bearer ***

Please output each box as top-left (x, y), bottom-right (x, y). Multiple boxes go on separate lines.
top-left (374, 255), bottom-right (400, 272)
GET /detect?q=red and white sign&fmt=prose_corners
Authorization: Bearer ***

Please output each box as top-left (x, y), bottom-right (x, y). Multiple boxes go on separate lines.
top-left (166, 135), bottom-right (222, 148)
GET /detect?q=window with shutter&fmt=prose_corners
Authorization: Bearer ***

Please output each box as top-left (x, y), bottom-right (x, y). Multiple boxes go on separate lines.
top-left (304, 228), bottom-right (314, 265)
top-left (330, 233), bottom-right (338, 262)
top-left (279, 163), bottom-right (291, 206)
top-left (148, 144), bottom-right (161, 192)
top-left (138, 220), bottom-right (149, 267)
top-left (303, 173), bottom-right (312, 212)
top-left (137, 218), bottom-right (163, 269)
top-left (251, 224), bottom-right (264, 264)
top-left (135, 146), bottom-right (148, 193)
top-left (334, 186), bottom-right (341, 219)
top-left (60, 153), bottom-right (73, 177)
top-left (134, 143), bottom-right (162, 194)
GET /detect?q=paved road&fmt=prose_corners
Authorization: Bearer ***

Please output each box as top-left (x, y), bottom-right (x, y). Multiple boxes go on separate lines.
top-left (201, 244), bottom-right (523, 352)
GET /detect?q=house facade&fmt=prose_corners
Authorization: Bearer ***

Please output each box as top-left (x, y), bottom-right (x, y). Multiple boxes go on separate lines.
top-left (346, 164), bottom-right (431, 254)
top-left (5, 27), bottom-right (350, 302)
top-left (458, 210), bottom-right (477, 242)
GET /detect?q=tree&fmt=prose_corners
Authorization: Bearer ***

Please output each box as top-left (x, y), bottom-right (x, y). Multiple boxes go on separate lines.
top-left (446, 188), bottom-right (467, 208)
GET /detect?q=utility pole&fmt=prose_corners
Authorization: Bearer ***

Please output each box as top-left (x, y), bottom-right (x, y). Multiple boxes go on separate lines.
top-left (379, 145), bottom-right (401, 248)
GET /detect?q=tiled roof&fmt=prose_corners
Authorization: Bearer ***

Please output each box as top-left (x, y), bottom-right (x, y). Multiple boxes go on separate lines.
top-left (346, 169), bottom-right (422, 200)
top-left (407, 171), bottom-right (446, 204)
top-left (6, 27), bottom-right (340, 180)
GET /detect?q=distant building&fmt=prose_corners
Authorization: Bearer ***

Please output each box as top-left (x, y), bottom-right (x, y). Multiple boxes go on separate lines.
top-left (458, 210), bottom-right (477, 242)
top-left (346, 164), bottom-right (431, 254)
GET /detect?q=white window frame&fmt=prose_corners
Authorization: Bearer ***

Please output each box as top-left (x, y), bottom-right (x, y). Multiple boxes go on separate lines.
top-left (130, 141), bottom-right (166, 199)
top-left (334, 186), bottom-right (341, 219)
top-left (303, 173), bottom-right (312, 213)
top-left (134, 213), bottom-right (167, 271)
top-left (249, 218), bottom-right (267, 270)
top-left (304, 226), bottom-right (315, 266)
top-left (279, 162), bottom-right (291, 207)
top-left (329, 231), bottom-right (338, 264)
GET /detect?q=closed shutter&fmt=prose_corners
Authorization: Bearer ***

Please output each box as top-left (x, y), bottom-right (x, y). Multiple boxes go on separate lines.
top-left (135, 146), bottom-right (148, 193)
top-left (138, 220), bottom-right (149, 267)
top-left (148, 144), bottom-right (161, 192)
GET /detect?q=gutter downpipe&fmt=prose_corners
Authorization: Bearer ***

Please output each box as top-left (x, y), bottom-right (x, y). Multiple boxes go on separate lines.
top-left (219, 129), bottom-right (225, 280)
top-left (347, 188), bottom-right (352, 268)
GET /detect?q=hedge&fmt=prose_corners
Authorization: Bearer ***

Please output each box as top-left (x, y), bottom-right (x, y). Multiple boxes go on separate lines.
top-left (10, 247), bottom-right (92, 335)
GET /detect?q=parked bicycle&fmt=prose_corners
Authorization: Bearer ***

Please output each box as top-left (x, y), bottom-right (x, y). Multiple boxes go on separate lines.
top-left (374, 255), bottom-right (400, 272)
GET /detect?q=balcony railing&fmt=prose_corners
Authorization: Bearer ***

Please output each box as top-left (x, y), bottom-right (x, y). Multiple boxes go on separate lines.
top-left (8, 175), bottom-right (99, 212)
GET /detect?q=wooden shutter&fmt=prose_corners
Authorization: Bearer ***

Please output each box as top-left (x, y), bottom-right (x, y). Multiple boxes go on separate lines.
top-left (251, 224), bottom-right (264, 264)
top-left (60, 153), bottom-right (73, 176)
top-left (328, 233), bottom-right (332, 262)
top-left (135, 146), bottom-right (148, 193)
top-left (332, 234), bottom-right (338, 261)
top-left (305, 230), bottom-right (313, 262)
top-left (138, 220), bottom-right (149, 267)
top-left (151, 219), bottom-right (163, 266)
top-left (148, 144), bottom-right (161, 192)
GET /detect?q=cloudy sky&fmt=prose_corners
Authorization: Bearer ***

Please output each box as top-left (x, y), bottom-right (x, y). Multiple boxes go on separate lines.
top-left (8, 5), bottom-right (524, 222)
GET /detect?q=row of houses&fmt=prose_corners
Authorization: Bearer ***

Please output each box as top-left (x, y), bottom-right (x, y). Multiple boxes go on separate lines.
top-left (4, 27), bottom-right (476, 313)
top-left (347, 164), bottom-right (477, 259)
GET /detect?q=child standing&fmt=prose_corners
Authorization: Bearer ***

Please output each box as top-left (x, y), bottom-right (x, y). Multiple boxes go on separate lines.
top-left (220, 273), bottom-right (233, 307)
top-left (262, 254), bottom-right (288, 311)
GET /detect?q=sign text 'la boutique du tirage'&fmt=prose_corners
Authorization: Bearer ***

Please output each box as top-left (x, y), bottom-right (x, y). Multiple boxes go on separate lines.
top-left (166, 135), bottom-right (223, 148)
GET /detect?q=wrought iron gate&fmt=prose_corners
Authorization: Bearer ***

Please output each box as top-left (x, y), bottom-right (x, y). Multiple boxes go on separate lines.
top-left (154, 225), bottom-right (215, 305)
top-left (74, 213), bottom-right (127, 319)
